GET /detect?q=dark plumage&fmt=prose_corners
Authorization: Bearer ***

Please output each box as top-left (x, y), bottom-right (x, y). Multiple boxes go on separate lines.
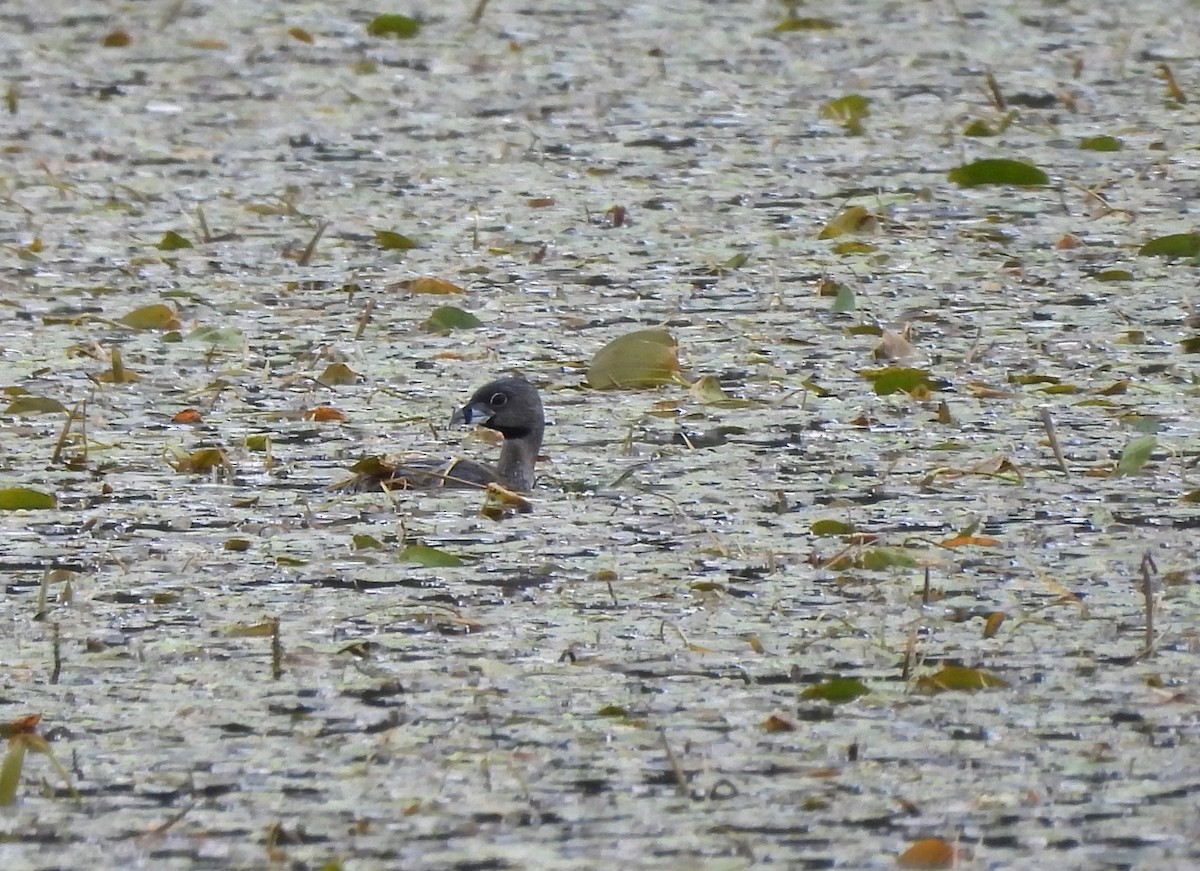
top-left (448, 377), bottom-right (544, 492)
top-left (340, 377), bottom-right (544, 493)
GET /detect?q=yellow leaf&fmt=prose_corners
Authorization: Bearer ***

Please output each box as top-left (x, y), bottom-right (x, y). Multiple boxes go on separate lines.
top-left (818, 205), bottom-right (877, 239)
top-left (916, 663), bottom-right (1009, 693)
top-left (318, 362), bottom-right (360, 386)
top-left (400, 276), bottom-right (464, 294)
top-left (0, 488), bottom-right (56, 510)
top-left (586, 329), bottom-right (681, 390)
top-left (118, 303), bottom-right (181, 331)
top-left (227, 621), bottom-right (276, 637)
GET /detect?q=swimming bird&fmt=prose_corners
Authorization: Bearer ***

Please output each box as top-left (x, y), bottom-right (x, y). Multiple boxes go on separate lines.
top-left (341, 376), bottom-right (544, 492)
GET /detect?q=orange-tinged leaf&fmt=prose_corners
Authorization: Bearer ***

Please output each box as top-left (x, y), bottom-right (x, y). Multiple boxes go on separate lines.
top-left (172, 408), bottom-right (203, 424)
top-left (0, 714), bottom-right (41, 738)
top-left (762, 713), bottom-right (797, 732)
top-left (897, 837), bottom-right (956, 869)
top-left (983, 611), bottom-right (1005, 639)
top-left (400, 276), bottom-right (464, 294)
top-left (307, 406), bottom-right (345, 422)
top-left (939, 534), bottom-right (1000, 548)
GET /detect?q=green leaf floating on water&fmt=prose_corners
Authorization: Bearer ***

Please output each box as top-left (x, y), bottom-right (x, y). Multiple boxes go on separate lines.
top-left (1138, 232), bottom-right (1200, 258)
top-left (1112, 434), bottom-right (1156, 477)
top-left (859, 366), bottom-right (942, 396)
top-left (4, 396), bottom-right (66, 416)
top-left (819, 94), bottom-right (869, 135)
top-left (374, 229), bottom-right (419, 250)
top-left (801, 677), bottom-right (870, 703)
top-left (917, 663), bottom-right (1009, 693)
top-left (587, 329), bottom-right (681, 389)
top-left (0, 487), bottom-right (56, 510)
top-left (947, 158), bottom-right (1049, 187)
top-left (366, 14), bottom-right (421, 38)
top-left (811, 519), bottom-right (856, 536)
top-left (398, 544), bottom-right (463, 568)
top-left (1079, 135), bottom-right (1122, 152)
top-left (157, 231), bottom-right (193, 251)
top-left (831, 284), bottom-right (856, 313)
top-left (187, 325), bottom-right (244, 348)
top-left (859, 547), bottom-right (919, 570)
top-left (424, 305), bottom-right (482, 333)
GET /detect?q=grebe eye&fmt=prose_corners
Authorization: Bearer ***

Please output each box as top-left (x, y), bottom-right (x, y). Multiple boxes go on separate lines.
top-left (490, 392), bottom-right (507, 406)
